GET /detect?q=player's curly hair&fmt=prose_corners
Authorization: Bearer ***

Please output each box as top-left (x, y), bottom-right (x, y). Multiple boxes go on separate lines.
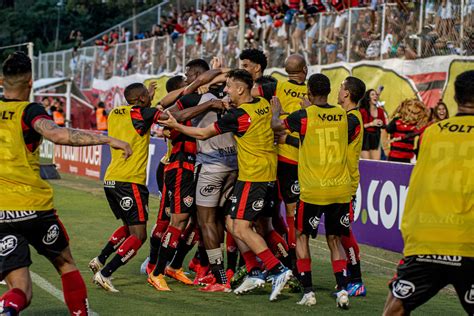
top-left (308, 73), bottom-right (330, 97)
top-left (239, 49), bottom-right (267, 72)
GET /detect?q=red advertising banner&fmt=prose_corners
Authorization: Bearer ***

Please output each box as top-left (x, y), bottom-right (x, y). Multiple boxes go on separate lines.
top-left (54, 144), bottom-right (103, 179)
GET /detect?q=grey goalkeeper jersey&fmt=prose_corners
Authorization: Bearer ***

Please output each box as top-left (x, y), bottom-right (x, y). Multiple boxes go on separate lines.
top-left (192, 93), bottom-right (237, 172)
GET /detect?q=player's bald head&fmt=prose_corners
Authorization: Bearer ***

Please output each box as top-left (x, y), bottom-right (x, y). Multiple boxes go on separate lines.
top-left (285, 54), bottom-right (306, 75)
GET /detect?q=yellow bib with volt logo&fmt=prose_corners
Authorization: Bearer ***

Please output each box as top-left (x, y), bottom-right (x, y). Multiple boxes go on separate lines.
top-left (0, 101), bottom-right (53, 210)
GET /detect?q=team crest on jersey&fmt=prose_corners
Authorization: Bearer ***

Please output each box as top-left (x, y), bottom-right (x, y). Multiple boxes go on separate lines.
top-left (392, 280), bottom-right (415, 299)
top-left (43, 224), bottom-right (60, 245)
top-left (252, 199), bottom-right (265, 211)
top-left (120, 197), bottom-right (134, 211)
top-left (183, 196), bottom-right (194, 207)
top-left (308, 216), bottom-right (320, 230)
top-left (340, 214), bottom-right (350, 227)
top-left (0, 235), bottom-right (17, 256)
top-left (290, 181), bottom-right (300, 195)
top-left (465, 285), bottom-right (474, 304)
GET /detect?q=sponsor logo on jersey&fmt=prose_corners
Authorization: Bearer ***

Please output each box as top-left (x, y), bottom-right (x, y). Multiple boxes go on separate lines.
top-left (103, 180), bottom-right (116, 188)
top-left (465, 285), bottom-right (474, 304)
top-left (200, 184), bottom-right (220, 197)
top-left (183, 196), bottom-right (194, 207)
top-left (0, 235), bottom-right (18, 256)
top-left (43, 224), bottom-right (60, 245)
top-left (340, 214), bottom-right (350, 228)
top-left (416, 255), bottom-right (462, 266)
top-left (308, 216), bottom-right (320, 230)
top-left (392, 280), bottom-right (415, 299)
top-left (318, 113), bottom-right (344, 122)
top-left (290, 181), bottom-right (300, 195)
top-left (283, 89), bottom-right (307, 98)
top-left (120, 197), bottom-right (134, 211)
top-left (252, 198), bottom-right (265, 211)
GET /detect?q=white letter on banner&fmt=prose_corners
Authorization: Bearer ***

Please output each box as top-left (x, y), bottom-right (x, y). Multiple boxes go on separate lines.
top-left (379, 181), bottom-right (397, 229)
top-left (353, 185), bottom-right (362, 221)
top-left (398, 185), bottom-right (409, 230)
top-left (367, 180), bottom-right (379, 225)
top-left (146, 144), bottom-right (156, 186)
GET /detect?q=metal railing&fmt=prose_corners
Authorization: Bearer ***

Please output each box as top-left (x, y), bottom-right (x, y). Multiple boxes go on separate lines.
top-left (37, 1), bottom-right (472, 89)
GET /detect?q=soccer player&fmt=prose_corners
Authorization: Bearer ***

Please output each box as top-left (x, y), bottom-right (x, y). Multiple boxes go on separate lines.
top-left (257, 54), bottom-right (308, 270)
top-left (159, 69), bottom-right (293, 301)
top-left (383, 71), bottom-right (474, 315)
top-left (271, 74), bottom-right (352, 308)
top-left (337, 77), bottom-right (367, 296)
top-left (239, 48), bottom-right (267, 81)
top-left (192, 78), bottom-right (238, 292)
top-left (148, 59), bottom-right (222, 291)
top-left (89, 81), bottom-right (224, 292)
top-left (0, 51), bottom-right (131, 315)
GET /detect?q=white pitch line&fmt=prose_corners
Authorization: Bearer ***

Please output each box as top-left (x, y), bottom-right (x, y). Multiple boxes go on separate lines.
top-left (31, 271), bottom-right (99, 316)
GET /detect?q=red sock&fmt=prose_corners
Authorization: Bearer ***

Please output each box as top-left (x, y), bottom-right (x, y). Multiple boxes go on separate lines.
top-left (0, 288), bottom-right (28, 314)
top-left (117, 235), bottom-right (143, 264)
top-left (61, 270), bottom-right (89, 316)
top-left (161, 226), bottom-right (182, 249)
top-left (226, 231), bottom-right (237, 253)
top-left (266, 230), bottom-right (289, 258)
top-left (152, 220), bottom-right (169, 239)
top-left (296, 258), bottom-right (312, 273)
top-left (257, 248), bottom-right (280, 271)
top-left (242, 251), bottom-right (260, 272)
top-left (109, 225), bottom-right (130, 249)
top-left (332, 260), bottom-right (347, 274)
top-left (341, 229), bottom-right (360, 265)
top-left (286, 216), bottom-right (296, 249)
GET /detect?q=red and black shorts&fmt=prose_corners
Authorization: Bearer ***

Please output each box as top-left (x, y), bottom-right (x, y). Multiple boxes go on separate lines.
top-left (229, 181), bottom-right (278, 222)
top-left (277, 160), bottom-right (299, 204)
top-left (0, 210), bottom-right (69, 279)
top-left (104, 181), bottom-right (149, 225)
top-left (389, 255), bottom-right (474, 314)
top-left (295, 200), bottom-right (350, 238)
top-left (164, 163), bottom-right (196, 215)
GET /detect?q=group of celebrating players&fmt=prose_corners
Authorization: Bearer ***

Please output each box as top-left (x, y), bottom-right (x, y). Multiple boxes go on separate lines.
top-left (0, 49), bottom-right (472, 316)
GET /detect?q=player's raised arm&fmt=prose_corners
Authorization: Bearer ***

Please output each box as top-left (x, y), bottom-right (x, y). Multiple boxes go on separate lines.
top-left (33, 118), bottom-right (132, 159)
top-left (159, 99), bottom-right (225, 123)
top-left (158, 112), bottom-right (217, 140)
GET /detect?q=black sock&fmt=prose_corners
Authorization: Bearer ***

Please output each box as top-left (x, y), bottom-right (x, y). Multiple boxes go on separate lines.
top-left (238, 253), bottom-right (246, 268)
top-left (101, 254), bottom-right (124, 277)
top-left (98, 242), bottom-right (116, 265)
top-left (148, 236), bottom-right (161, 265)
top-left (198, 246), bottom-right (209, 266)
top-left (288, 248), bottom-right (297, 271)
top-left (335, 271), bottom-right (348, 291)
top-left (170, 238), bottom-right (194, 269)
top-left (298, 271), bottom-right (313, 294)
top-left (348, 261), bottom-right (362, 283)
top-left (249, 268), bottom-right (262, 277)
top-left (211, 263), bottom-right (227, 284)
top-left (153, 245), bottom-right (177, 276)
top-left (227, 250), bottom-right (238, 272)
top-left (269, 262), bottom-right (286, 275)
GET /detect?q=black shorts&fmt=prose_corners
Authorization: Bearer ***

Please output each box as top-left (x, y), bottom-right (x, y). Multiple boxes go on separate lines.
top-left (362, 131), bottom-right (381, 151)
top-left (295, 200), bottom-right (350, 238)
top-left (104, 181), bottom-right (149, 225)
top-left (164, 166), bottom-right (196, 214)
top-left (389, 255), bottom-right (474, 314)
top-left (0, 210), bottom-right (69, 279)
top-left (229, 181), bottom-right (277, 221)
top-left (277, 161), bottom-right (299, 204)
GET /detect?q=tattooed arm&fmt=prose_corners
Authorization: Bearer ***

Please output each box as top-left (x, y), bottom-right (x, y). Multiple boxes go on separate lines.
top-left (33, 118), bottom-right (132, 158)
